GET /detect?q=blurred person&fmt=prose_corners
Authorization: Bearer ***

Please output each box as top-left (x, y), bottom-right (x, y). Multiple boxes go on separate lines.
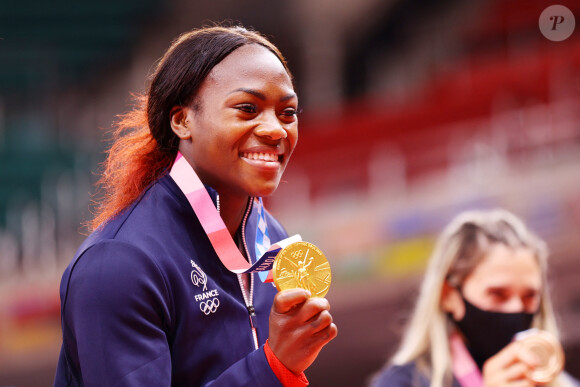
top-left (370, 209), bottom-right (579, 387)
top-left (54, 24), bottom-right (337, 386)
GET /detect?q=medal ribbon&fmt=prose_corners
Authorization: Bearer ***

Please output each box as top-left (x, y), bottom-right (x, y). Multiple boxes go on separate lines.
top-left (253, 197), bottom-right (275, 282)
top-left (450, 331), bottom-right (483, 387)
top-left (170, 152), bottom-right (300, 282)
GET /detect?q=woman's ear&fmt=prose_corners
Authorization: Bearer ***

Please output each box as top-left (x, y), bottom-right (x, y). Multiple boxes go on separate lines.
top-left (170, 106), bottom-right (192, 140)
top-left (441, 281), bottom-right (465, 321)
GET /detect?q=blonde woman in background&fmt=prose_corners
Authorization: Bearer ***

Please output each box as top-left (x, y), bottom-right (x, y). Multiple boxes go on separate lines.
top-left (370, 209), bottom-right (579, 387)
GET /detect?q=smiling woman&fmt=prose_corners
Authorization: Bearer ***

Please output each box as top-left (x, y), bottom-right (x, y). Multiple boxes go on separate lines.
top-left (53, 24), bottom-right (336, 387)
top-left (169, 43), bottom-right (299, 229)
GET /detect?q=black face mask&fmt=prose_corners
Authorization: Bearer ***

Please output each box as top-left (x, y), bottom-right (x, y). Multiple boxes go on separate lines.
top-left (452, 295), bottom-right (535, 369)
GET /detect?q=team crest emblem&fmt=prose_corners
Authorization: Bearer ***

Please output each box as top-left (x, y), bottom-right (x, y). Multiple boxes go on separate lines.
top-left (191, 260), bottom-right (207, 291)
top-left (190, 260), bottom-right (220, 315)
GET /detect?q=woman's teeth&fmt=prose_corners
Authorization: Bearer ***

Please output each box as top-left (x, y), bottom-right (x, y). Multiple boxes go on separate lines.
top-left (242, 152), bottom-right (278, 162)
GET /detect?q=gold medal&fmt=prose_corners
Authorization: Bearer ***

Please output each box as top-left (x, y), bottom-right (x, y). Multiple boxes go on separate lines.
top-left (515, 329), bottom-right (564, 384)
top-left (272, 241), bottom-right (331, 298)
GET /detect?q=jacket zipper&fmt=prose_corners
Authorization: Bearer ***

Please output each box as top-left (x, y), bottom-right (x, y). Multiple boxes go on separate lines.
top-left (217, 194), bottom-right (259, 350)
top-left (239, 198), bottom-right (259, 350)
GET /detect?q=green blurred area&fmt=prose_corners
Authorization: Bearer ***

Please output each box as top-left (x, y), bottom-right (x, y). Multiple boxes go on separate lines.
top-left (0, 0), bottom-right (167, 228)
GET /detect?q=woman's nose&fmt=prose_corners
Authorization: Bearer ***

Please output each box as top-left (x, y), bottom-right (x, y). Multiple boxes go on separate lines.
top-left (503, 296), bottom-right (526, 313)
top-left (254, 114), bottom-right (288, 141)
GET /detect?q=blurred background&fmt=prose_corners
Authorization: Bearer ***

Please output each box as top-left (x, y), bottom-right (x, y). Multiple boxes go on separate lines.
top-left (1, 0), bottom-right (579, 385)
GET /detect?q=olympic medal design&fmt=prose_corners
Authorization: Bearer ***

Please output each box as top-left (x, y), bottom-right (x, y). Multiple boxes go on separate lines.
top-left (272, 241), bottom-right (331, 298)
top-left (515, 329), bottom-right (564, 384)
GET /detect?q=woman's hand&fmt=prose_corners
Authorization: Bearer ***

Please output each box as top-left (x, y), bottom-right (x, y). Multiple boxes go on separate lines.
top-left (483, 341), bottom-right (540, 387)
top-left (268, 288), bottom-right (338, 374)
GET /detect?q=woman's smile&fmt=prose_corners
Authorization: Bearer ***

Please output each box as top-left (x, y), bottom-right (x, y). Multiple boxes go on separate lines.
top-left (240, 146), bottom-right (285, 171)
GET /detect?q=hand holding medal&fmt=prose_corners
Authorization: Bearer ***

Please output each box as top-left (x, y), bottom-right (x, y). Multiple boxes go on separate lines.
top-left (272, 241), bottom-right (332, 298)
top-left (515, 329), bottom-right (565, 384)
top-left (268, 241), bottom-right (336, 375)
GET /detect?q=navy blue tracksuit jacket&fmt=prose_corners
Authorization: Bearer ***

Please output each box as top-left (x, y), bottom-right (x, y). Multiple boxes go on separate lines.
top-left (54, 174), bottom-right (288, 386)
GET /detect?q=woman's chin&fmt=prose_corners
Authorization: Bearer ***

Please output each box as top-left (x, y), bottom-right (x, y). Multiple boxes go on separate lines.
top-left (249, 181), bottom-right (280, 198)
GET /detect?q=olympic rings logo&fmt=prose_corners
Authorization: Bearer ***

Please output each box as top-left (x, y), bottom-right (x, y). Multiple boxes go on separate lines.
top-left (291, 249), bottom-right (304, 259)
top-left (199, 298), bottom-right (220, 315)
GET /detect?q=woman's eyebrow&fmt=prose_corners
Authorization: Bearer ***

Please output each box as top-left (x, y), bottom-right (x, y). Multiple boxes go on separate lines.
top-left (280, 93), bottom-right (297, 102)
top-left (230, 88), bottom-right (297, 102)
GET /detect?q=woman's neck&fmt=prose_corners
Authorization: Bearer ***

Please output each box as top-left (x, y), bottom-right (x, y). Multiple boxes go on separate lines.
top-left (218, 193), bottom-right (250, 237)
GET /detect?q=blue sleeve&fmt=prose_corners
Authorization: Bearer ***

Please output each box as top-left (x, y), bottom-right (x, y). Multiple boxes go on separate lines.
top-left (369, 363), bottom-right (425, 387)
top-left (207, 346), bottom-right (282, 387)
top-left (370, 362), bottom-right (462, 387)
top-left (562, 372), bottom-right (580, 387)
top-left (60, 240), bottom-right (173, 387)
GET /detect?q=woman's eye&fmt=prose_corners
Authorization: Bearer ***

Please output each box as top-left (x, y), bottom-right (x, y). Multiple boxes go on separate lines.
top-left (281, 107), bottom-right (298, 117)
top-left (488, 290), bottom-right (508, 301)
top-left (522, 292), bottom-right (539, 305)
top-left (236, 104), bottom-right (256, 114)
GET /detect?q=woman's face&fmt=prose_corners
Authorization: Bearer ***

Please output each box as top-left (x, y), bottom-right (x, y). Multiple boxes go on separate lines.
top-left (175, 43), bottom-right (298, 200)
top-left (443, 243), bottom-right (542, 320)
